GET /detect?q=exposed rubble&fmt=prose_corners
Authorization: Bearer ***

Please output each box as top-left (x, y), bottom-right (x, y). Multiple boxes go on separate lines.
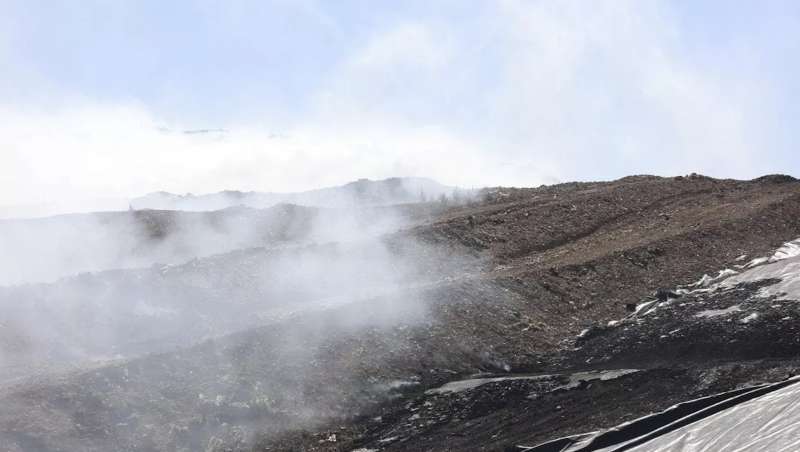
top-left (2, 175), bottom-right (800, 451)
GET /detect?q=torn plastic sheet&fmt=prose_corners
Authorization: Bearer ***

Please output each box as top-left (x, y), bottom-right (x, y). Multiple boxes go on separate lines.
top-left (619, 376), bottom-right (800, 452)
top-left (426, 369), bottom-right (639, 395)
top-left (723, 256), bottom-right (800, 302)
top-left (520, 376), bottom-right (800, 452)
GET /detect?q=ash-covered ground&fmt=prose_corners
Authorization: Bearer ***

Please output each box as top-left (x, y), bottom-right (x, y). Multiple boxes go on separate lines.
top-left (2, 174), bottom-right (800, 451)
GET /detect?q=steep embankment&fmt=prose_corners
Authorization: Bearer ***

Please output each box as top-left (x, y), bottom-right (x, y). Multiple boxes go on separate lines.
top-left (1, 175), bottom-right (799, 451)
top-left (259, 175), bottom-right (800, 451)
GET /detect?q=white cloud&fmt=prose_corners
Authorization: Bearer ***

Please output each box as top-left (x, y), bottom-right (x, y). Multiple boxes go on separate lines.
top-left (0, 103), bottom-right (496, 208)
top-left (482, 0), bottom-right (765, 179)
top-left (0, 1), bottom-right (775, 211)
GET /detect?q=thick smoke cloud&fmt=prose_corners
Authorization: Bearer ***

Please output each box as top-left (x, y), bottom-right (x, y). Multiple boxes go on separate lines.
top-left (0, 188), bottom-right (481, 451)
top-left (0, 190), bottom-right (471, 388)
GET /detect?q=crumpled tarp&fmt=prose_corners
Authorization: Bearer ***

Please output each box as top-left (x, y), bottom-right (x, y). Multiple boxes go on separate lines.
top-left (523, 377), bottom-right (800, 452)
top-left (618, 377), bottom-right (800, 452)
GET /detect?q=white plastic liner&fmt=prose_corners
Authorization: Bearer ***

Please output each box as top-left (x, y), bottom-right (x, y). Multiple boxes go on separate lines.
top-left (623, 378), bottom-right (800, 451)
top-left (723, 256), bottom-right (800, 302)
top-left (425, 369), bottom-right (639, 395)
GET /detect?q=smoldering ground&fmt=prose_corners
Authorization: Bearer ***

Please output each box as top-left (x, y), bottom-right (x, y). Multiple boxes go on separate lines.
top-left (0, 177), bottom-right (467, 286)
top-left (0, 194), bottom-right (478, 451)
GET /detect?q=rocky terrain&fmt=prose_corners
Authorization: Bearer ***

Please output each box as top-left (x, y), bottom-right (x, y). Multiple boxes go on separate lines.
top-left (2, 174), bottom-right (800, 451)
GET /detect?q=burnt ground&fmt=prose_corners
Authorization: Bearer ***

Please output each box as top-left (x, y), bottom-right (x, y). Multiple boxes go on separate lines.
top-left (284, 277), bottom-right (800, 452)
top-left (257, 174), bottom-right (800, 451)
top-left (2, 174), bottom-right (800, 451)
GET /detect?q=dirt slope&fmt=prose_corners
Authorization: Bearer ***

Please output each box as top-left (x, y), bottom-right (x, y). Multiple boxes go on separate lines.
top-left (1, 174), bottom-right (800, 451)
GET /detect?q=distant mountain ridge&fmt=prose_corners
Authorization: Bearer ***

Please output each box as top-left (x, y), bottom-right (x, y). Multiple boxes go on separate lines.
top-left (131, 177), bottom-right (466, 211)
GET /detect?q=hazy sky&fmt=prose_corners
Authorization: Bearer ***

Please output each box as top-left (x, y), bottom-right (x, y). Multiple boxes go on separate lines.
top-left (1, 0), bottom-right (799, 207)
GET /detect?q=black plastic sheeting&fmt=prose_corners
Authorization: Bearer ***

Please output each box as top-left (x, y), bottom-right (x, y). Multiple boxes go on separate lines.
top-left (520, 376), bottom-right (800, 452)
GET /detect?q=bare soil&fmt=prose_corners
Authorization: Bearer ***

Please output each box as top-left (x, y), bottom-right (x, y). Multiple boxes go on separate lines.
top-left (2, 174), bottom-right (800, 451)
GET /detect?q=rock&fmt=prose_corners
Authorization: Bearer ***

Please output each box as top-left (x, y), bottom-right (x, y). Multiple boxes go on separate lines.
top-left (655, 289), bottom-right (680, 302)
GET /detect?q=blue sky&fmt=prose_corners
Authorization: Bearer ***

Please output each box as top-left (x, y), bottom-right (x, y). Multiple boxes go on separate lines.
top-left (1, 0), bottom-right (799, 207)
